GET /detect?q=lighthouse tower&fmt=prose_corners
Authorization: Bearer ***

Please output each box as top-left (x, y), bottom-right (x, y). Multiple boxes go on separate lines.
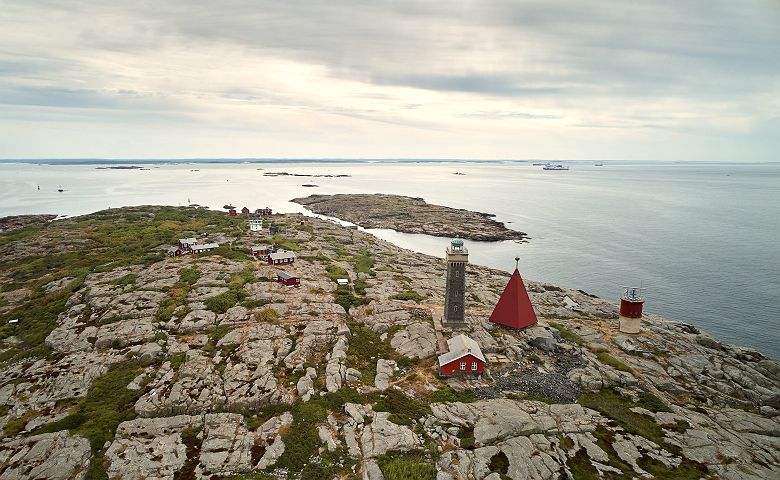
top-left (619, 286), bottom-right (644, 334)
top-left (443, 238), bottom-right (468, 328)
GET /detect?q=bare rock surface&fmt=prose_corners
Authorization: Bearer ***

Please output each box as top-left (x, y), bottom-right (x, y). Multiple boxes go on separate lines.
top-left (0, 431), bottom-right (91, 480)
top-left (0, 208), bottom-right (778, 480)
top-left (292, 193), bottom-right (526, 241)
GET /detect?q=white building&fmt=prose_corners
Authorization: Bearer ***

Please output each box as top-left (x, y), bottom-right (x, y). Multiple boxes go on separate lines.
top-left (191, 243), bottom-right (219, 254)
top-left (248, 219), bottom-right (263, 232)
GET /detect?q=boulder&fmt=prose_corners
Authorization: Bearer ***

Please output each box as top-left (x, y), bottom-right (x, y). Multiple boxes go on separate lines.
top-left (374, 359), bottom-right (397, 391)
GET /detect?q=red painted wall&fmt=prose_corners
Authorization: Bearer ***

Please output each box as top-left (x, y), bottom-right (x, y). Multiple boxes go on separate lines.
top-left (619, 299), bottom-right (644, 318)
top-left (439, 354), bottom-right (484, 375)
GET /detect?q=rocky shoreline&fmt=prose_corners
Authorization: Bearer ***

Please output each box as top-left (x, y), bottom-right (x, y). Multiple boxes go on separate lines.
top-left (292, 193), bottom-right (527, 242)
top-left (0, 214), bottom-right (57, 233)
top-left (0, 206), bottom-right (777, 480)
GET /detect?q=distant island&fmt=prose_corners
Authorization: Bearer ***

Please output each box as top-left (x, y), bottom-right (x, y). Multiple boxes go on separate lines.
top-left (95, 165), bottom-right (148, 170)
top-left (292, 193), bottom-right (527, 242)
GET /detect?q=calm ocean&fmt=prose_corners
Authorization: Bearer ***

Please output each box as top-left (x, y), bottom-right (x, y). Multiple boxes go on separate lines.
top-left (1, 160), bottom-right (778, 359)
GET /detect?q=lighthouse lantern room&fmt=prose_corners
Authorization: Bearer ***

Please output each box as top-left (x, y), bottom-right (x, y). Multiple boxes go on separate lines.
top-left (619, 286), bottom-right (644, 334)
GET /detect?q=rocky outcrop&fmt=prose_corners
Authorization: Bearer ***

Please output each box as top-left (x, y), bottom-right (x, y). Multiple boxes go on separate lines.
top-left (359, 412), bottom-right (420, 458)
top-left (1, 209), bottom-right (778, 480)
top-left (374, 359), bottom-right (396, 391)
top-left (292, 194), bottom-right (527, 241)
top-left (0, 431), bottom-right (91, 480)
top-left (390, 322), bottom-right (437, 359)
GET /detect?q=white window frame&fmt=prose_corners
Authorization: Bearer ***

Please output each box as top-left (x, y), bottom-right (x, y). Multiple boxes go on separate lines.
top-left (471, 362), bottom-right (478, 371)
top-left (459, 361), bottom-right (466, 370)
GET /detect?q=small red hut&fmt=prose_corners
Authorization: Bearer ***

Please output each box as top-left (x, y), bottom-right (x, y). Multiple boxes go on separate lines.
top-left (228, 209), bottom-right (237, 217)
top-left (250, 245), bottom-right (272, 258)
top-left (241, 207), bottom-right (250, 215)
top-left (438, 334), bottom-right (485, 376)
top-left (276, 272), bottom-right (300, 287)
top-left (489, 257), bottom-right (538, 330)
top-left (268, 250), bottom-right (295, 265)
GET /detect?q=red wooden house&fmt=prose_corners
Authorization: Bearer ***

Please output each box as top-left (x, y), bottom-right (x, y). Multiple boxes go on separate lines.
top-left (489, 263), bottom-right (538, 330)
top-left (241, 207), bottom-right (250, 215)
top-left (228, 209), bottom-right (237, 217)
top-left (267, 250), bottom-right (296, 265)
top-left (276, 272), bottom-right (300, 287)
top-left (250, 245), bottom-right (273, 258)
top-left (438, 334), bottom-right (485, 376)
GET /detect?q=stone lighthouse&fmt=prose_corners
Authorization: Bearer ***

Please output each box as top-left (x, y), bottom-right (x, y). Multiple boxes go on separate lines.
top-left (443, 238), bottom-right (468, 328)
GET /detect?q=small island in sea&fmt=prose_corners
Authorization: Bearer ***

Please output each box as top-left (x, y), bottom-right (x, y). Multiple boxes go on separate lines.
top-left (292, 193), bottom-right (528, 242)
top-left (0, 206), bottom-right (777, 479)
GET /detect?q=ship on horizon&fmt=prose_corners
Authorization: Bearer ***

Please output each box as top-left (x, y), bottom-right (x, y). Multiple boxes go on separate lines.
top-left (542, 162), bottom-right (569, 171)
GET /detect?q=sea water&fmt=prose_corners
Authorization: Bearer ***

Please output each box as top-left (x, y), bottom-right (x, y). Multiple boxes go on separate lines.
top-left (1, 160), bottom-right (778, 359)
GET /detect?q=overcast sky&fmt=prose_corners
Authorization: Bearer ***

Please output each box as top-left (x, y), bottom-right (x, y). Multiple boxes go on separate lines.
top-left (1, 1), bottom-right (778, 160)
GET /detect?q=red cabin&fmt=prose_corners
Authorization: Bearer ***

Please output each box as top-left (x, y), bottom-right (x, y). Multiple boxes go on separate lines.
top-left (276, 272), bottom-right (300, 287)
top-left (250, 245), bottom-right (272, 258)
top-left (241, 207), bottom-right (250, 215)
top-left (438, 334), bottom-right (485, 376)
top-left (267, 250), bottom-right (295, 265)
top-left (228, 209), bottom-right (237, 217)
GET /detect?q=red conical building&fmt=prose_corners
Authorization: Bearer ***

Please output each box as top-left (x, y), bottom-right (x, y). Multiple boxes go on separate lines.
top-left (489, 257), bottom-right (538, 330)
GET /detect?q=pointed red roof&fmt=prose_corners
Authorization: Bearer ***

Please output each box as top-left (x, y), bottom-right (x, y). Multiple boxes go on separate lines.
top-left (489, 268), bottom-right (538, 330)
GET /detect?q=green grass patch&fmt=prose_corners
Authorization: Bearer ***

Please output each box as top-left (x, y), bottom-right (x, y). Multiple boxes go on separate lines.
top-left (429, 386), bottom-right (476, 404)
top-left (178, 267), bottom-right (201, 285)
top-left (579, 389), bottom-right (665, 446)
top-left (353, 278), bottom-right (368, 296)
top-left (549, 322), bottom-right (584, 345)
top-left (566, 447), bottom-right (601, 479)
top-left (325, 263), bottom-right (349, 282)
top-left (0, 277), bottom-right (85, 363)
top-left (274, 401), bottom-right (328, 471)
top-left (596, 352), bottom-right (633, 372)
top-left (377, 452), bottom-right (436, 480)
top-left (34, 360), bottom-right (147, 455)
top-left (391, 290), bottom-right (425, 303)
top-left (373, 389), bottom-right (431, 425)
top-left (488, 451), bottom-right (509, 476)
top-left (346, 323), bottom-right (391, 380)
top-left (352, 248), bottom-right (376, 276)
top-left (204, 291), bottom-right (240, 314)
top-left (109, 273), bottom-right (138, 287)
top-left (3, 410), bottom-right (38, 436)
top-left (272, 235), bottom-right (303, 252)
top-left (212, 244), bottom-right (252, 261)
top-left (637, 391), bottom-right (673, 413)
top-left (254, 308), bottom-right (279, 323)
top-left (334, 284), bottom-right (370, 312)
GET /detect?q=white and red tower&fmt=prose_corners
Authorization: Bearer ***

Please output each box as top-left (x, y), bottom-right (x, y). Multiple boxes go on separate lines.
top-left (619, 286), bottom-right (644, 334)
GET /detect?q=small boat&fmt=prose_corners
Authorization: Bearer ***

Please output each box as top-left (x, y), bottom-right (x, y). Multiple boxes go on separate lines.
top-left (57, 186), bottom-right (64, 192)
top-left (594, 162), bottom-right (604, 166)
top-left (542, 163), bottom-right (569, 171)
